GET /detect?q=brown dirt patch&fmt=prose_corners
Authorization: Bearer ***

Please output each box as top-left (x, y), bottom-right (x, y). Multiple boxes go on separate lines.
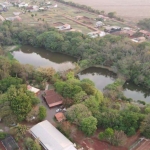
top-left (72, 126), bottom-right (141, 150)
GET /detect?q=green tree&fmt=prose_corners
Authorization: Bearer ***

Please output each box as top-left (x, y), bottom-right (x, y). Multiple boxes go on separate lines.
top-left (99, 128), bottom-right (114, 143)
top-left (81, 82), bottom-right (96, 95)
top-left (108, 12), bottom-right (116, 18)
top-left (140, 114), bottom-right (150, 138)
top-left (66, 104), bottom-right (92, 125)
top-left (7, 85), bottom-right (34, 121)
top-left (13, 124), bottom-right (28, 140)
top-left (25, 138), bottom-right (41, 150)
top-left (38, 106), bottom-right (47, 121)
top-left (0, 132), bottom-right (7, 139)
top-left (81, 116), bottom-right (97, 136)
top-left (73, 91), bottom-right (87, 103)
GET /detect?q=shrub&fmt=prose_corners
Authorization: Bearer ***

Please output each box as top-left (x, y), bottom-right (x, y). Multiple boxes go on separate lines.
top-left (0, 132), bottom-right (7, 139)
top-left (38, 106), bottom-right (47, 121)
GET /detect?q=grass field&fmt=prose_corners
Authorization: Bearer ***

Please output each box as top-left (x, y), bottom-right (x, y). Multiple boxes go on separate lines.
top-left (0, 0), bottom-right (127, 33)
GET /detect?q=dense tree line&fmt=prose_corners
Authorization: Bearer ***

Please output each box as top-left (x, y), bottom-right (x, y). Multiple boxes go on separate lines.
top-left (53, 71), bottom-right (150, 141)
top-left (1, 21), bottom-right (150, 89)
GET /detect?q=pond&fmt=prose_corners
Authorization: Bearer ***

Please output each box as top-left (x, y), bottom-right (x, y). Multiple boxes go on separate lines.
top-left (12, 46), bottom-right (150, 103)
top-left (12, 45), bottom-right (76, 72)
top-left (78, 67), bottom-right (150, 103)
top-left (78, 67), bottom-right (116, 91)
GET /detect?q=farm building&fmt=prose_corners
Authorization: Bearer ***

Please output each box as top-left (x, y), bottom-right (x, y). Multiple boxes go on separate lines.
top-left (42, 90), bottom-right (64, 107)
top-left (30, 120), bottom-right (77, 150)
top-left (1, 136), bottom-right (20, 150)
top-left (55, 112), bottom-right (66, 122)
top-left (139, 30), bottom-right (150, 39)
top-left (27, 85), bottom-right (40, 96)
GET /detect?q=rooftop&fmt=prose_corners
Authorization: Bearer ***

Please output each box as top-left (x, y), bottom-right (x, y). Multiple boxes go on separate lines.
top-left (43, 90), bottom-right (64, 107)
top-left (30, 120), bottom-right (77, 150)
top-left (55, 112), bottom-right (66, 122)
top-left (27, 85), bottom-right (40, 94)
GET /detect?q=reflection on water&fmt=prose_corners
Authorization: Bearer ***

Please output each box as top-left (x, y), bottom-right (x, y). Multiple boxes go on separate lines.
top-left (123, 82), bottom-right (150, 102)
top-left (78, 67), bottom-right (150, 103)
top-left (12, 46), bottom-right (150, 103)
top-left (78, 67), bottom-right (116, 91)
top-left (12, 45), bottom-right (76, 72)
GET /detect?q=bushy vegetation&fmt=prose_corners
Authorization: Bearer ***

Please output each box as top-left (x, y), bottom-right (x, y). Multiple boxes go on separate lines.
top-left (1, 21), bottom-right (150, 89)
top-left (99, 128), bottom-right (127, 146)
top-left (24, 138), bottom-right (41, 150)
top-left (38, 106), bottom-right (47, 121)
top-left (0, 132), bottom-right (7, 139)
top-left (138, 18), bottom-right (150, 30)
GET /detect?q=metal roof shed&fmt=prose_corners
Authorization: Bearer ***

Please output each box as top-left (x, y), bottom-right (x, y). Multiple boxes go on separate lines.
top-left (30, 120), bottom-right (77, 150)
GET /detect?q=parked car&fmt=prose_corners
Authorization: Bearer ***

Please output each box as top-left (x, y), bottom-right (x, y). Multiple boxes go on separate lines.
top-left (56, 108), bottom-right (62, 113)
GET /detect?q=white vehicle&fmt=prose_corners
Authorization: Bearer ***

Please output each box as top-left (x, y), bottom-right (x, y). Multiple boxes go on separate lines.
top-left (63, 108), bottom-right (66, 112)
top-left (56, 108), bottom-right (62, 113)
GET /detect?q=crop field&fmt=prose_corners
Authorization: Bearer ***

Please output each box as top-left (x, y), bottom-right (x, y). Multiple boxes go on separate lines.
top-left (65, 0), bottom-right (150, 23)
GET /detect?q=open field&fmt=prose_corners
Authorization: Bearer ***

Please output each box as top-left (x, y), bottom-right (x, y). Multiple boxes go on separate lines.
top-left (0, 0), bottom-right (128, 34)
top-left (65, 0), bottom-right (150, 23)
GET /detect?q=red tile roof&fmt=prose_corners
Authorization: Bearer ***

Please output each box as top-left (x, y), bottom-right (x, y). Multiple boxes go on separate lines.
top-left (55, 112), bottom-right (66, 122)
top-left (43, 90), bottom-right (64, 107)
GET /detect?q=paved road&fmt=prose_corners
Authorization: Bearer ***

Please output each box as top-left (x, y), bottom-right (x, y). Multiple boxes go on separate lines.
top-left (38, 91), bottom-right (58, 126)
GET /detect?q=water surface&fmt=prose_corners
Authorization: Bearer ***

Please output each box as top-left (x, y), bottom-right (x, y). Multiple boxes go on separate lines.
top-left (12, 46), bottom-right (76, 72)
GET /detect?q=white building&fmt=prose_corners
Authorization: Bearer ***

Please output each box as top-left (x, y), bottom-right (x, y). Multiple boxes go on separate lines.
top-left (95, 21), bottom-right (104, 28)
top-left (57, 24), bottom-right (71, 30)
top-left (87, 31), bottom-right (106, 38)
top-left (30, 120), bottom-right (77, 150)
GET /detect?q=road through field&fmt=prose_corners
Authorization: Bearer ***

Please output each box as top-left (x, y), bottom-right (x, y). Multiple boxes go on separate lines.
top-left (65, 0), bottom-right (150, 22)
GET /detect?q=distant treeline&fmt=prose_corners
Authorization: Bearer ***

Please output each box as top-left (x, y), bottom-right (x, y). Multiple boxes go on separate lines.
top-left (1, 21), bottom-right (150, 88)
top-left (138, 18), bottom-right (150, 31)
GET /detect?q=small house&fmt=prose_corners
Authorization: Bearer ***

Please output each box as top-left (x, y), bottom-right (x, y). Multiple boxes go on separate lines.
top-left (42, 90), bottom-right (64, 107)
top-left (27, 85), bottom-right (40, 96)
top-left (57, 24), bottom-right (71, 30)
top-left (55, 112), bottom-right (66, 122)
top-left (88, 31), bottom-right (106, 38)
top-left (104, 26), bottom-right (121, 33)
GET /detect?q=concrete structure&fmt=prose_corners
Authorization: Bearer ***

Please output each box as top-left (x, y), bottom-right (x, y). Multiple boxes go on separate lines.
top-left (30, 120), bottom-right (77, 150)
top-left (27, 85), bottom-right (40, 96)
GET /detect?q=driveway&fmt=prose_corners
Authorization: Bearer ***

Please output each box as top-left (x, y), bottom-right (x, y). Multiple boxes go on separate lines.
top-left (38, 91), bottom-right (58, 126)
